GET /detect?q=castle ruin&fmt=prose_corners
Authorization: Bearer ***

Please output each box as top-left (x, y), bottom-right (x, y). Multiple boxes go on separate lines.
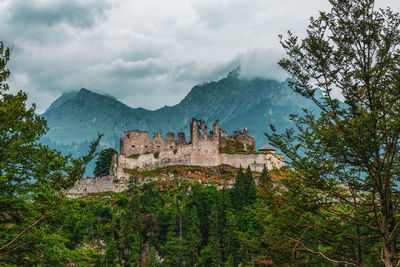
top-left (113, 118), bottom-right (283, 179)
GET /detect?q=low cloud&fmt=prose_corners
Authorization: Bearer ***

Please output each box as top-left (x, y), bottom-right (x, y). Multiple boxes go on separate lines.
top-left (238, 48), bottom-right (287, 81)
top-left (1, 0), bottom-right (399, 113)
top-left (172, 59), bottom-right (239, 83)
top-left (92, 58), bottom-right (169, 79)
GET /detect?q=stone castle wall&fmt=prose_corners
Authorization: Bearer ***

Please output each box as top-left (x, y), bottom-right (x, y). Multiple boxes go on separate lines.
top-left (120, 118), bottom-right (256, 159)
top-left (120, 130), bottom-right (187, 157)
top-left (114, 150), bottom-right (284, 179)
top-left (222, 128), bottom-right (255, 149)
top-left (68, 118), bottom-right (285, 197)
top-left (114, 118), bottom-right (283, 179)
top-left (68, 176), bottom-right (128, 198)
top-left (115, 145), bottom-right (193, 178)
top-left (220, 153), bottom-right (284, 172)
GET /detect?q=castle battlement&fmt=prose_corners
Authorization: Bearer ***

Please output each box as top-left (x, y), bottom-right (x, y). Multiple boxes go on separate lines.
top-left (113, 118), bottom-right (283, 179)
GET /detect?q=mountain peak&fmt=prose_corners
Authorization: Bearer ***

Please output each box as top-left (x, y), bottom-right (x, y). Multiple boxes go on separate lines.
top-left (77, 88), bottom-right (96, 96)
top-left (43, 88), bottom-right (120, 115)
top-left (79, 88), bottom-right (91, 93)
top-left (77, 88), bottom-right (117, 100)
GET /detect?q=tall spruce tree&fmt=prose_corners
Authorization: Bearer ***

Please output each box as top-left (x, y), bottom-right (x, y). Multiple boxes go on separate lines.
top-left (93, 147), bottom-right (117, 177)
top-left (233, 167), bottom-right (257, 209)
top-left (223, 211), bottom-right (240, 266)
top-left (259, 165), bottom-right (272, 188)
top-left (120, 177), bottom-right (143, 266)
top-left (199, 204), bottom-right (222, 267)
top-left (186, 206), bottom-right (201, 265)
top-left (267, 0), bottom-right (400, 266)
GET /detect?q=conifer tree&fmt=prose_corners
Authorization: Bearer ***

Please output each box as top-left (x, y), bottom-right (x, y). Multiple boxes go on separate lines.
top-left (223, 211), bottom-right (240, 266)
top-left (104, 240), bottom-right (119, 266)
top-left (120, 177), bottom-right (143, 266)
top-left (186, 206), bottom-right (201, 265)
top-left (245, 167), bottom-right (257, 204)
top-left (199, 204), bottom-right (222, 267)
top-left (259, 165), bottom-right (272, 188)
top-left (93, 147), bottom-right (117, 177)
top-left (233, 167), bottom-right (257, 209)
top-left (268, 0), bottom-right (400, 265)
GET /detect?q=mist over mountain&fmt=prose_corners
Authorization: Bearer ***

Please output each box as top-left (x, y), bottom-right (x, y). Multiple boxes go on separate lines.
top-left (41, 69), bottom-right (318, 176)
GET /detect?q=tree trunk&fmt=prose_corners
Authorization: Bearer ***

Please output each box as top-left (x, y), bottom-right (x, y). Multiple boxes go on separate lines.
top-left (383, 237), bottom-right (397, 267)
top-left (382, 211), bottom-right (398, 267)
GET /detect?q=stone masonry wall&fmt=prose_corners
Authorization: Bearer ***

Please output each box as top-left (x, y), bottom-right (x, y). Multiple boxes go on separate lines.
top-left (120, 130), bottom-right (187, 157)
top-left (220, 153), bottom-right (284, 172)
top-left (115, 145), bottom-right (193, 179)
top-left (68, 176), bottom-right (128, 198)
top-left (115, 149), bottom-right (284, 179)
top-left (228, 128), bottom-right (256, 150)
top-left (114, 118), bottom-right (284, 179)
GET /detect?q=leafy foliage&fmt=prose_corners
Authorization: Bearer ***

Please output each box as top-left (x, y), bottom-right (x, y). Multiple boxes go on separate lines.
top-left (0, 41), bottom-right (101, 265)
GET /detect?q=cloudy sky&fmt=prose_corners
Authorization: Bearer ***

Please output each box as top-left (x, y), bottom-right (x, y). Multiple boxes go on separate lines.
top-left (1, 0), bottom-right (400, 113)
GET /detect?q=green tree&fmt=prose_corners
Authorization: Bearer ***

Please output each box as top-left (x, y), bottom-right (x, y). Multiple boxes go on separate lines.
top-left (104, 240), bottom-right (119, 266)
top-left (120, 177), bottom-right (143, 266)
top-left (0, 42), bottom-right (101, 265)
top-left (186, 206), bottom-right (201, 265)
top-left (222, 211), bottom-right (240, 266)
top-left (259, 165), bottom-right (272, 189)
top-left (93, 147), bottom-right (117, 177)
top-left (268, 0), bottom-right (400, 265)
top-left (199, 204), bottom-right (222, 267)
top-left (232, 167), bottom-right (257, 209)
top-left (257, 166), bottom-right (275, 207)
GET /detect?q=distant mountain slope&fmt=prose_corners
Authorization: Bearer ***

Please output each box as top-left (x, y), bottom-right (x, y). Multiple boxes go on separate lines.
top-left (42, 88), bottom-right (153, 146)
top-left (41, 69), bottom-right (318, 175)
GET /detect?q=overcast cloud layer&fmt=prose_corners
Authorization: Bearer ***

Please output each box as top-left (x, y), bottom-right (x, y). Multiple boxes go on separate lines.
top-left (1, 0), bottom-right (400, 113)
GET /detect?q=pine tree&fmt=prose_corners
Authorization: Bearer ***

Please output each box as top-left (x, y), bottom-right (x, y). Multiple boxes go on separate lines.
top-left (93, 147), bottom-right (117, 177)
top-left (186, 206), bottom-right (201, 265)
top-left (245, 167), bottom-right (257, 204)
top-left (209, 206), bottom-right (222, 266)
top-left (119, 177), bottom-right (143, 266)
top-left (199, 204), bottom-right (222, 267)
top-left (104, 240), bottom-right (119, 267)
top-left (268, 0), bottom-right (400, 265)
top-left (233, 167), bottom-right (257, 209)
top-left (258, 166), bottom-right (274, 205)
top-left (222, 211), bottom-right (240, 266)
top-left (259, 165), bottom-right (272, 188)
